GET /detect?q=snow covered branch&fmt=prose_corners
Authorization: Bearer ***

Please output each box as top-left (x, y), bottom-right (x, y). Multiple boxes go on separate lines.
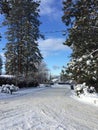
top-left (88, 49), bottom-right (98, 56)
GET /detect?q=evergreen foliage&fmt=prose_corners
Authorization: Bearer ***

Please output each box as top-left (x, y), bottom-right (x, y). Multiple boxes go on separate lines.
top-left (62, 0), bottom-right (98, 90)
top-left (1, 0), bottom-right (43, 78)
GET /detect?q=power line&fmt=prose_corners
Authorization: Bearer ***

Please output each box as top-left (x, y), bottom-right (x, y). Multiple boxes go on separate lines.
top-left (41, 30), bottom-right (66, 34)
top-left (40, 26), bottom-right (98, 35)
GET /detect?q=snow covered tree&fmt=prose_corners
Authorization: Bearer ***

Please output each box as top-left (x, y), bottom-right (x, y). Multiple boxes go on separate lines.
top-left (37, 62), bottom-right (49, 83)
top-left (62, 0), bottom-right (98, 90)
top-left (2, 0), bottom-right (43, 78)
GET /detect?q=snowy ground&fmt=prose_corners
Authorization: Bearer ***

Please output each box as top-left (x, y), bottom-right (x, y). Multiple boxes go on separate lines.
top-left (0, 84), bottom-right (98, 130)
top-left (72, 91), bottom-right (98, 107)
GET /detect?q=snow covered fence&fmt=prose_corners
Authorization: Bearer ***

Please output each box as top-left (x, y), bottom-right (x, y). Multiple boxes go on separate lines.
top-left (0, 84), bottom-right (19, 94)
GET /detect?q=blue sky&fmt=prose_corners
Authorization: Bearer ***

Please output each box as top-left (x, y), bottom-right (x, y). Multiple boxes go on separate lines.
top-left (39, 0), bottom-right (72, 75)
top-left (0, 0), bottom-right (72, 75)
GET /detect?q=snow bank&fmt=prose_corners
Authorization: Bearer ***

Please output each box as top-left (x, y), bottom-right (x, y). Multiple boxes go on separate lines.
top-left (0, 84), bottom-right (19, 94)
top-left (39, 84), bottom-right (51, 87)
top-left (72, 83), bottom-right (98, 106)
top-left (0, 87), bottom-right (46, 100)
top-left (39, 84), bottom-right (46, 88)
top-left (51, 83), bottom-right (70, 89)
top-left (72, 93), bottom-right (98, 106)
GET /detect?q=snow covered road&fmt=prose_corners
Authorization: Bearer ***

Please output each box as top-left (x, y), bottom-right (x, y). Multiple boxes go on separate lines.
top-left (0, 86), bottom-right (98, 130)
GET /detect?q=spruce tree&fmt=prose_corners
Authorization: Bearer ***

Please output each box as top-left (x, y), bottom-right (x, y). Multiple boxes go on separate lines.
top-left (62, 0), bottom-right (98, 89)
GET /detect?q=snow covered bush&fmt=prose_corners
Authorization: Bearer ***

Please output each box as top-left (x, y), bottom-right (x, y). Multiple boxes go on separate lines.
top-left (87, 86), bottom-right (96, 93)
top-left (75, 83), bottom-right (96, 96)
top-left (1, 84), bottom-right (19, 94)
top-left (75, 83), bottom-right (84, 96)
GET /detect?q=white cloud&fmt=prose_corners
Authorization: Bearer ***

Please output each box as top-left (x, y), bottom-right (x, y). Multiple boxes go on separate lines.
top-left (40, 0), bottom-right (62, 18)
top-left (40, 0), bottom-right (55, 15)
top-left (53, 65), bottom-right (60, 70)
top-left (38, 38), bottom-right (71, 57)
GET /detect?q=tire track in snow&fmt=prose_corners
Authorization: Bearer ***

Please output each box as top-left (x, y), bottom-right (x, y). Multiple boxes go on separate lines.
top-left (0, 87), bottom-right (98, 130)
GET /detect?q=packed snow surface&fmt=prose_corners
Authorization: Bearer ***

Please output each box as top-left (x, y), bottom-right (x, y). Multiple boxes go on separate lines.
top-left (0, 84), bottom-right (98, 130)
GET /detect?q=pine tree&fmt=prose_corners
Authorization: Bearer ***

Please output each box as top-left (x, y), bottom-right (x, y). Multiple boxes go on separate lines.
top-left (2, 0), bottom-right (43, 78)
top-left (62, 0), bottom-right (98, 89)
